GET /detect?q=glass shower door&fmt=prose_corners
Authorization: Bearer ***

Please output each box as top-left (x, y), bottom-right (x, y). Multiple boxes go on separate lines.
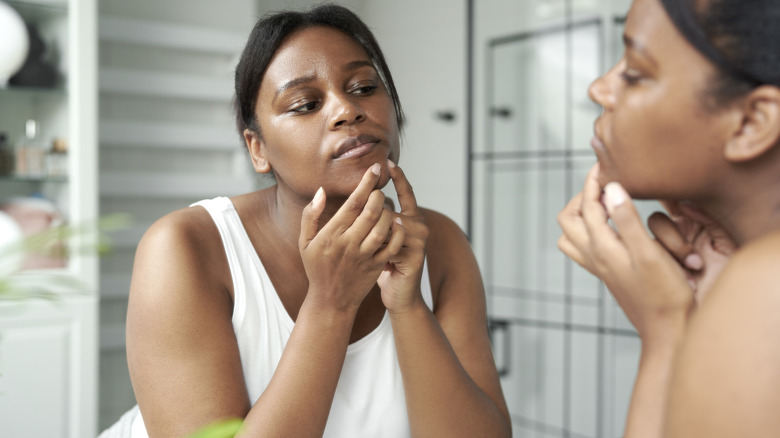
top-left (472, 14), bottom-right (644, 437)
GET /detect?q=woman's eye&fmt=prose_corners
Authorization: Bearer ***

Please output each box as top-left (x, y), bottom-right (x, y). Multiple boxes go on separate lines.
top-left (351, 83), bottom-right (378, 95)
top-left (290, 100), bottom-right (318, 113)
top-left (619, 69), bottom-right (642, 86)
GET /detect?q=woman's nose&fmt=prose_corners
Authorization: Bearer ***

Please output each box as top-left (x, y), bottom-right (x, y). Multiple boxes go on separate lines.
top-left (329, 94), bottom-right (366, 129)
top-left (588, 59), bottom-right (621, 111)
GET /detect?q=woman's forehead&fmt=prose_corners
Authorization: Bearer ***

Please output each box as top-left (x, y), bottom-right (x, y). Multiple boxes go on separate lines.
top-left (264, 27), bottom-right (371, 82)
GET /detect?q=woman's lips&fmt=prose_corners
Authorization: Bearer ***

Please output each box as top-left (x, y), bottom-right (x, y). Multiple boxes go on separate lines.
top-left (590, 135), bottom-right (606, 152)
top-left (333, 134), bottom-right (381, 159)
top-left (336, 142), bottom-right (377, 159)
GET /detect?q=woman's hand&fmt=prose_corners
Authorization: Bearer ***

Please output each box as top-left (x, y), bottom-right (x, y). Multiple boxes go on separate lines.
top-left (648, 201), bottom-right (736, 303)
top-left (557, 164), bottom-right (694, 345)
top-left (378, 160), bottom-right (429, 314)
top-left (298, 163), bottom-right (405, 312)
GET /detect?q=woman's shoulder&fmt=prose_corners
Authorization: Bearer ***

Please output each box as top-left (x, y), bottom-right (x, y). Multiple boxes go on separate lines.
top-left (419, 207), bottom-right (468, 243)
top-left (417, 207), bottom-right (481, 297)
top-left (139, 203), bottom-right (219, 254)
top-left (669, 231), bottom-right (780, 434)
top-left (712, 230), bottom-right (780, 301)
top-left (133, 203), bottom-right (229, 295)
top-left (418, 207), bottom-right (474, 263)
top-left (684, 229), bottom-right (780, 362)
top-left (129, 203), bottom-right (233, 323)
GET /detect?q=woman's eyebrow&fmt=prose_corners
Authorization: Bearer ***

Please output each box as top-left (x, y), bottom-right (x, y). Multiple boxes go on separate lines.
top-left (273, 61), bottom-right (374, 102)
top-left (274, 74), bottom-right (317, 101)
top-left (343, 60), bottom-right (374, 72)
top-left (623, 34), bottom-right (658, 67)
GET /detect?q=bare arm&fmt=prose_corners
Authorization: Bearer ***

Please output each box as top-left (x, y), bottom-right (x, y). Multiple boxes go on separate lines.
top-left (378, 162), bottom-right (511, 438)
top-left (127, 209), bottom-right (251, 437)
top-left (392, 211), bottom-right (511, 438)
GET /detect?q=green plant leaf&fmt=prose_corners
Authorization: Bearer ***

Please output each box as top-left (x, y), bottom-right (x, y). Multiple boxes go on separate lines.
top-left (187, 418), bottom-right (244, 438)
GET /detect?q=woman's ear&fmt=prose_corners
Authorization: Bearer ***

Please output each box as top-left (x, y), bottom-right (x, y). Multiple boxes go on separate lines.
top-left (244, 129), bottom-right (272, 174)
top-left (725, 85), bottom-right (780, 162)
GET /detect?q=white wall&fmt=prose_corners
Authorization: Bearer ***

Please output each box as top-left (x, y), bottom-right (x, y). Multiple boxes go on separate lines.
top-left (359, 0), bottom-right (467, 228)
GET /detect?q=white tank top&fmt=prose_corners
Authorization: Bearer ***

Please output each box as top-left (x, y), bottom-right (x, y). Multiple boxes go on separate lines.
top-left (128, 196), bottom-right (434, 438)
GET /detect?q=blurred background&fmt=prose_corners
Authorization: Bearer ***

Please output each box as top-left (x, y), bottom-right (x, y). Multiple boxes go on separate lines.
top-left (0, 0), bottom-right (660, 436)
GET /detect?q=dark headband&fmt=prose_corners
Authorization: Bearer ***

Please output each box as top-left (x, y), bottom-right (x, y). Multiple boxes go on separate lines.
top-left (659, 0), bottom-right (766, 86)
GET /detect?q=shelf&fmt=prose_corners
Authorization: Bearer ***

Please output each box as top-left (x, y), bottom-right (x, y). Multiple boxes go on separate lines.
top-left (0, 85), bottom-right (67, 98)
top-left (7, 0), bottom-right (67, 20)
top-left (99, 16), bottom-right (245, 55)
top-left (100, 172), bottom-right (254, 198)
top-left (0, 174), bottom-right (68, 183)
top-left (100, 120), bottom-right (238, 151)
top-left (99, 68), bottom-right (233, 102)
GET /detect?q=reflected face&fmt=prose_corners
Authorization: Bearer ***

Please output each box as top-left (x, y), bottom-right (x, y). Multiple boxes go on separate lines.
top-left (588, 0), bottom-right (733, 200)
top-left (251, 26), bottom-right (400, 200)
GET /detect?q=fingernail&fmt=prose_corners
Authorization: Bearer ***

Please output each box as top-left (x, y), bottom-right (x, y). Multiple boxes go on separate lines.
top-left (684, 253), bottom-right (703, 270)
top-left (604, 182), bottom-right (626, 208)
top-left (371, 163), bottom-right (381, 175)
top-left (395, 217), bottom-right (403, 226)
top-left (312, 187), bottom-right (324, 204)
top-left (387, 159), bottom-right (396, 168)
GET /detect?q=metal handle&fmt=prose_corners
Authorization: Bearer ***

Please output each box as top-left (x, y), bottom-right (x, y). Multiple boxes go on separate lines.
top-left (489, 318), bottom-right (511, 378)
top-left (434, 110), bottom-right (456, 123)
top-left (490, 107), bottom-right (513, 118)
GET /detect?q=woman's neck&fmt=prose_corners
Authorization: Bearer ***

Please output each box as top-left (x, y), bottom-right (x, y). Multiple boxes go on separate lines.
top-left (695, 178), bottom-right (780, 246)
top-left (267, 184), bottom-right (346, 244)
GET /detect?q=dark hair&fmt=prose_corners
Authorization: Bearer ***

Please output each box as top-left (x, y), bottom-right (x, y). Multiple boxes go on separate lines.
top-left (234, 4), bottom-right (405, 141)
top-left (660, 0), bottom-right (780, 106)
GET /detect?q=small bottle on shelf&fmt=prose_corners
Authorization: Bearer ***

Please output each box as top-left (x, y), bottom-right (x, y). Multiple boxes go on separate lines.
top-left (46, 137), bottom-right (68, 178)
top-left (15, 119), bottom-right (46, 178)
top-left (0, 132), bottom-right (14, 175)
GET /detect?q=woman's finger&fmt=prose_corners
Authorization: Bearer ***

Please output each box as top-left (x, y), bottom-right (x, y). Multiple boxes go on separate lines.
top-left (345, 189), bottom-right (388, 242)
top-left (557, 234), bottom-right (591, 272)
top-left (677, 202), bottom-right (737, 255)
top-left (647, 212), bottom-right (701, 270)
top-left (557, 193), bottom-right (591, 253)
top-left (299, 187), bottom-right (326, 251)
top-left (579, 165), bottom-right (613, 239)
top-left (359, 207), bottom-right (395, 255)
top-left (387, 160), bottom-right (420, 217)
top-left (601, 182), bottom-right (657, 260)
top-left (327, 163), bottom-right (382, 233)
top-left (374, 217), bottom-right (405, 261)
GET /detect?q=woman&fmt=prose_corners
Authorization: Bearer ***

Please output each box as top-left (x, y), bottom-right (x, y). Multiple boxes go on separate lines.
top-left (558, 0), bottom-right (780, 437)
top-left (112, 4), bottom-right (510, 438)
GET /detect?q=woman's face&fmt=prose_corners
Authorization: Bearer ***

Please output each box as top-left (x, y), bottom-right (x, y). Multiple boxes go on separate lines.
top-left (251, 26), bottom-right (400, 201)
top-left (588, 0), bottom-right (735, 200)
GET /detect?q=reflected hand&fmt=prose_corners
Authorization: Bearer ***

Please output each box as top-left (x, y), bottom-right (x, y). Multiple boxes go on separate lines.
top-left (557, 164), bottom-right (694, 343)
top-left (649, 201), bottom-right (736, 303)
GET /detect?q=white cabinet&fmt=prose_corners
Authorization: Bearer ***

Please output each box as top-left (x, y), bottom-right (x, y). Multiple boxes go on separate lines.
top-left (0, 297), bottom-right (98, 437)
top-left (0, 0), bottom-right (98, 436)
